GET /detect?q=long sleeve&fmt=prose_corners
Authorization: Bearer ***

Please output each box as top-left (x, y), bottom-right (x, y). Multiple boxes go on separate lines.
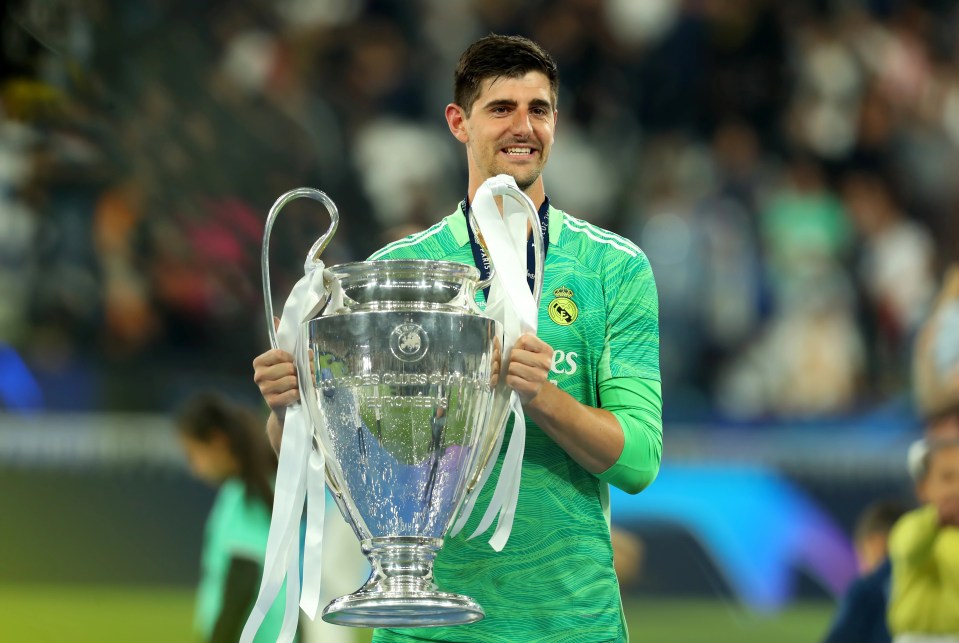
top-left (887, 505), bottom-right (959, 635)
top-left (595, 376), bottom-right (663, 494)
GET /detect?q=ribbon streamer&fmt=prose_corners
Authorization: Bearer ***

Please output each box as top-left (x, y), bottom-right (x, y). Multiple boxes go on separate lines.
top-left (241, 265), bottom-right (330, 643)
top-left (456, 175), bottom-right (540, 551)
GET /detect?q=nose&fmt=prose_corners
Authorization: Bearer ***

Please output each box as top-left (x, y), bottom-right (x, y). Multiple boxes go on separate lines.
top-left (509, 108), bottom-right (533, 138)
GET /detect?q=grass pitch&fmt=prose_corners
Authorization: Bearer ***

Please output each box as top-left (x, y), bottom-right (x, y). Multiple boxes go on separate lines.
top-left (0, 585), bottom-right (833, 642)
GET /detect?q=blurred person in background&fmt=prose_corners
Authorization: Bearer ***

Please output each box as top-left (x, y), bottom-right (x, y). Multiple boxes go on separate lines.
top-left (913, 265), bottom-right (959, 442)
top-left (888, 438), bottom-right (959, 642)
top-left (822, 499), bottom-right (907, 643)
top-left (254, 33), bottom-right (662, 642)
top-left (177, 392), bottom-right (291, 643)
top-left (610, 526), bottom-right (645, 592)
top-left (841, 171), bottom-right (937, 397)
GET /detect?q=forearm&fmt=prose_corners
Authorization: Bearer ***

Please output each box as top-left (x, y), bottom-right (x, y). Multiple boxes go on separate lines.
top-left (266, 411), bottom-right (283, 454)
top-left (524, 384), bottom-right (625, 474)
top-left (889, 505), bottom-right (941, 567)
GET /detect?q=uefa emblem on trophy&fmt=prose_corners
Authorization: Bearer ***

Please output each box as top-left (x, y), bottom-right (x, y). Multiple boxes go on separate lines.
top-left (256, 183), bottom-right (543, 629)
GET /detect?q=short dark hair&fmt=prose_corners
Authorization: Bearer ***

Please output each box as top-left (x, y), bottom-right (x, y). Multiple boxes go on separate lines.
top-left (853, 499), bottom-right (907, 544)
top-left (454, 34), bottom-right (559, 115)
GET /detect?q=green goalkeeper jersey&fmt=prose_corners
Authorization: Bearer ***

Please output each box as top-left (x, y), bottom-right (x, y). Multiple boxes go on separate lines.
top-left (367, 202), bottom-right (662, 642)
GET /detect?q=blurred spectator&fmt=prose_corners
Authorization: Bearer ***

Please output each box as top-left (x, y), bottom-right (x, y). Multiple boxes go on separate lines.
top-left (176, 392), bottom-right (289, 643)
top-left (760, 157), bottom-right (853, 309)
top-left (913, 265), bottom-right (959, 441)
top-left (822, 499), bottom-right (907, 643)
top-left (842, 171), bottom-right (937, 396)
top-left (2, 0), bottom-right (958, 421)
top-left (716, 285), bottom-right (866, 420)
top-left (610, 526), bottom-right (645, 591)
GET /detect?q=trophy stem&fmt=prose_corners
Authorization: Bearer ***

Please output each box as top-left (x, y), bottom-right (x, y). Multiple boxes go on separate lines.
top-left (321, 537), bottom-right (485, 628)
top-left (366, 537), bottom-right (440, 593)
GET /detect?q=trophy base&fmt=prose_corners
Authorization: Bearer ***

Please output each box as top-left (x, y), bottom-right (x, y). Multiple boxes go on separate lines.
top-left (320, 536), bottom-right (484, 628)
top-left (321, 591), bottom-right (484, 628)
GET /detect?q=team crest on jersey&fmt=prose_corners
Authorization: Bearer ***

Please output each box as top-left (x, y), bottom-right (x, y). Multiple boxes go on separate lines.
top-left (548, 286), bottom-right (578, 326)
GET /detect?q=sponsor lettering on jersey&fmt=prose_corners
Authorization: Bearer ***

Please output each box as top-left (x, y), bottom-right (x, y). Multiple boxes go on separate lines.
top-left (550, 349), bottom-right (578, 375)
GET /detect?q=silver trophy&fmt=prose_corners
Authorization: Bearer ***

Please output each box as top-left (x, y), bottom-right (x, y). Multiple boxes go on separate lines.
top-left (261, 186), bottom-right (543, 628)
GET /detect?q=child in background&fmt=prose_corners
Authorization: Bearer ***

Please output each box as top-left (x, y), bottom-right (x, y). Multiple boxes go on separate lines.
top-left (887, 439), bottom-right (959, 642)
top-left (177, 393), bottom-right (290, 643)
top-left (823, 499), bottom-right (907, 643)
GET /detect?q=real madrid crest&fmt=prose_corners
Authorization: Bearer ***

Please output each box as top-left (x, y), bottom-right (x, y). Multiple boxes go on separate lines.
top-left (390, 323), bottom-right (429, 362)
top-left (548, 286), bottom-right (578, 326)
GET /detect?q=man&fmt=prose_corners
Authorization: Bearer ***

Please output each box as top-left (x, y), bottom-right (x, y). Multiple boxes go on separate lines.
top-left (253, 34), bottom-right (663, 642)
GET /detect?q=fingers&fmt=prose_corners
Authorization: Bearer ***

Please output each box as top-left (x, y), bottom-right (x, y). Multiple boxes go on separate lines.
top-left (512, 332), bottom-right (550, 355)
top-left (253, 348), bottom-right (295, 368)
top-left (506, 362), bottom-right (549, 391)
top-left (509, 333), bottom-right (552, 370)
top-left (506, 333), bottom-right (552, 404)
top-left (490, 336), bottom-right (502, 387)
top-left (253, 349), bottom-right (300, 410)
top-left (261, 375), bottom-right (300, 402)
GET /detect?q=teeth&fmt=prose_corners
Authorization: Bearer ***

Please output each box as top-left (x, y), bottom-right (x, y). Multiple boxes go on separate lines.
top-left (505, 147), bottom-right (532, 155)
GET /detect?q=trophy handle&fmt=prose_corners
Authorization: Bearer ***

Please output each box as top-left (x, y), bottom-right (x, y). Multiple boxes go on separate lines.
top-left (261, 187), bottom-right (340, 350)
top-left (498, 183), bottom-right (545, 309)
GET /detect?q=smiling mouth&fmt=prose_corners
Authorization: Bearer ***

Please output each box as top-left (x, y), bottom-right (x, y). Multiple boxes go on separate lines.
top-left (501, 146), bottom-right (537, 158)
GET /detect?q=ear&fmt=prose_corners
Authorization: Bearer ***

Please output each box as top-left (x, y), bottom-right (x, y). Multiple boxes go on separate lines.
top-left (210, 428), bottom-right (231, 450)
top-left (916, 479), bottom-right (930, 504)
top-left (446, 103), bottom-right (469, 144)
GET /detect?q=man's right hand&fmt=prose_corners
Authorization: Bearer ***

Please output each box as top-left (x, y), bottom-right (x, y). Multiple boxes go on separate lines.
top-left (253, 348), bottom-right (300, 415)
top-left (253, 348), bottom-right (300, 453)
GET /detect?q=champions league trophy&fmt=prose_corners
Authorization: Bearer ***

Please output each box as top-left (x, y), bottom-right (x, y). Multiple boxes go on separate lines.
top-left (259, 185), bottom-right (543, 629)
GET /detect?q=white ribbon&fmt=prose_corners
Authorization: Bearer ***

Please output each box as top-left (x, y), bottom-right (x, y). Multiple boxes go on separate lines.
top-left (453, 175), bottom-right (540, 551)
top-left (241, 265), bottom-right (330, 643)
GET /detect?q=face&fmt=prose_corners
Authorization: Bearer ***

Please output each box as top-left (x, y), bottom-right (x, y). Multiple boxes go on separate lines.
top-left (447, 71), bottom-right (557, 193)
top-left (918, 443), bottom-right (959, 507)
top-left (180, 433), bottom-right (236, 485)
top-left (855, 533), bottom-right (888, 575)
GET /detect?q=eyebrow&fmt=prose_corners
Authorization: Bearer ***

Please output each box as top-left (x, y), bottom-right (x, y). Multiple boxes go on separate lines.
top-left (481, 98), bottom-right (554, 111)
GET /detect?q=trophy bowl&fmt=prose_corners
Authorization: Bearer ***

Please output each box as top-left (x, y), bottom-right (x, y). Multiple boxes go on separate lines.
top-left (303, 260), bottom-right (504, 628)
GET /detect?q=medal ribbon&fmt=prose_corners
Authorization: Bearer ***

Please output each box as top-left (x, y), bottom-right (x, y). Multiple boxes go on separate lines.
top-left (464, 195), bottom-right (548, 300)
top-left (450, 174), bottom-right (545, 551)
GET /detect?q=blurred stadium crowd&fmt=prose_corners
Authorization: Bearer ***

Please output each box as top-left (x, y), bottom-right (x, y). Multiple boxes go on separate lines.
top-left (1, 0), bottom-right (958, 420)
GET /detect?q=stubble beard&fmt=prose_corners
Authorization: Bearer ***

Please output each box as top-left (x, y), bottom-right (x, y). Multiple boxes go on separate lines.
top-left (489, 159), bottom-right (542, 191)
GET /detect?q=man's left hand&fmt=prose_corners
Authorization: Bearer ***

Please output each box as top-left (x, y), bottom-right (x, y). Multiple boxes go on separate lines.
top-left (507, 332), bottom-right (553, 406)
